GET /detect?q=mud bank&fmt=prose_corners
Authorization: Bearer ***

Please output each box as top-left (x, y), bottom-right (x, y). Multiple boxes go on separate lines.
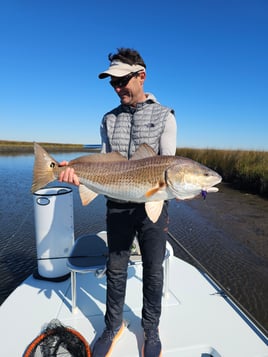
top-left (168, 183), bottom-right (268, 332)
top-left (186, 183), bottom-right (268, 259)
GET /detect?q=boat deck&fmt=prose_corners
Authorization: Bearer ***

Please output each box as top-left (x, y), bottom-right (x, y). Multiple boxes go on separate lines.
top-left (0, 241), bottom-right (267, 357)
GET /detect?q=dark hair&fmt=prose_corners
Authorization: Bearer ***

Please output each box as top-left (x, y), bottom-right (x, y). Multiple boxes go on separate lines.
top-left (108, 48), bottom-right (146, 68)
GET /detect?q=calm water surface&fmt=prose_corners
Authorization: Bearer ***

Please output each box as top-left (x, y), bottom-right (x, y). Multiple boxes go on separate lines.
top-left (0, 151), bottom-right (267, 334)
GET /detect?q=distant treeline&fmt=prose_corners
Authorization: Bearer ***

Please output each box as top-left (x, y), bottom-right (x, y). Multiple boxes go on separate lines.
top-left (176, 148), bottom-right (268, 198)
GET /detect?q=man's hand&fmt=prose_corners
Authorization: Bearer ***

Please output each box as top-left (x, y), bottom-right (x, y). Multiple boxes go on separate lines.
top-left (59, 162), bottom-right (80, 186)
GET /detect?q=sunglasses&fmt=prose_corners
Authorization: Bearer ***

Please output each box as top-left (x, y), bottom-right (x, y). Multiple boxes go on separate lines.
top-left (110, 72), bottom-right (139, 88)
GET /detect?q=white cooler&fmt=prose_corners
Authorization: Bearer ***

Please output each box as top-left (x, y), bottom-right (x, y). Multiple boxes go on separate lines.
top-left (33, 186), bottom-right (74, 279)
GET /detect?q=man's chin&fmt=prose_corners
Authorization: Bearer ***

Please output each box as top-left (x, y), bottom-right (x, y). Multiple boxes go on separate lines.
top-left (120, 97), bottom-right (131, 105)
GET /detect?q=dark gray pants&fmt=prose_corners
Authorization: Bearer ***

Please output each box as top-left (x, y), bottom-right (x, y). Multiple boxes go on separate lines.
top-left (105, 200), bottom-right (169, 331)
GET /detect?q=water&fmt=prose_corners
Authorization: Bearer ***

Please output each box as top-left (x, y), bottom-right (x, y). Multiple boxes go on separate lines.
top-left (0, 151), bottom-right (268, 334)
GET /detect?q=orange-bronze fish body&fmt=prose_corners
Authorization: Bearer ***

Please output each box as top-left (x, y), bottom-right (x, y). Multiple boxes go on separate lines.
top-left (32, 143), bottom-right (222, 222)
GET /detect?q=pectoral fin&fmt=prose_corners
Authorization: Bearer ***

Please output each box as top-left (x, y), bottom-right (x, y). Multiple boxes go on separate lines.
top-left (79, 184), bottom-right (98, 205)
top-left (145, 187), bottom-right (161, 198)
top-left (145, 182), bottom-right (166, 198)
top-left (145, 201), bottom-right (164, 223)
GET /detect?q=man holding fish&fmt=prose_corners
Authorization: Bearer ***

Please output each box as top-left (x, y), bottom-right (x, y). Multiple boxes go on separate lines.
top-left (33, 47), bottom-right (221, 357)
top-left (60, 48), bottom-right (177, 357)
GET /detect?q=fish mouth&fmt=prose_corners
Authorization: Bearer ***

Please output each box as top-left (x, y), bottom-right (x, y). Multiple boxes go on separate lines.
top-left (205, 187), bottom-right (219, 193)
top-left (201, 187), bottom-right (219, 199)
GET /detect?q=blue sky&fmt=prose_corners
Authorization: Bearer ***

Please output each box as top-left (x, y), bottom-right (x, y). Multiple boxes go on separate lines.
top-left (1, 0), bottom-right (267, 150)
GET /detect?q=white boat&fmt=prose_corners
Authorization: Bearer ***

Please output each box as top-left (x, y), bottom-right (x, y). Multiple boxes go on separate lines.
top-left (0, 187), bottom-right (267, 357)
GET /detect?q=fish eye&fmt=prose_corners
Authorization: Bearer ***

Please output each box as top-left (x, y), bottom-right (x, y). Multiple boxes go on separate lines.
top-left (50, 162), bottom-right (55, 168)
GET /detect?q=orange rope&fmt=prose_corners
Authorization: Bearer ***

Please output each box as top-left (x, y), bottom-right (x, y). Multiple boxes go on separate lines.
top-left (23, 326), bottom-right (91, 357)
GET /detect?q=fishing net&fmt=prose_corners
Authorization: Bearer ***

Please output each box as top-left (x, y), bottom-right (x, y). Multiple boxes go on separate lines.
top-left (23, 319), bottom-right (91, 357)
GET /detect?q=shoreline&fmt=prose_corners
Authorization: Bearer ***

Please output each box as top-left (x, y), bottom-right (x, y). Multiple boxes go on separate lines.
top-left (0, 140), bottom-right (97, 153)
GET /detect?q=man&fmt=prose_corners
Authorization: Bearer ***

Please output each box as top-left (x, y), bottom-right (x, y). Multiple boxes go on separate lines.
top-left (60, 48), bottom-right (177, 357)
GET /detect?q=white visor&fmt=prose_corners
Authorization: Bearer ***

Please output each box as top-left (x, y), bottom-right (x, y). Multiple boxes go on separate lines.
top-left (99, 60), bottom-right (145, 79)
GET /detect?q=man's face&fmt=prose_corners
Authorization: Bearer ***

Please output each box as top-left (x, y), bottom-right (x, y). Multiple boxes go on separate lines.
top-left (110, 71), bottom-right (146, 107)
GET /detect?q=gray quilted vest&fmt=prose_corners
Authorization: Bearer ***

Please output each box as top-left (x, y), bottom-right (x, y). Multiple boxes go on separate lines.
top-left (102, 96), bottom-right (174, 158)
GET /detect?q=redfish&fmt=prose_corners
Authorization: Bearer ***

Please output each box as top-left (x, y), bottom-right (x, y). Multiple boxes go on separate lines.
top-left (32, 143), bottom-right (222, 222)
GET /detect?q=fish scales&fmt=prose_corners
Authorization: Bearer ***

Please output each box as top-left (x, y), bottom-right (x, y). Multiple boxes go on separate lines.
top-left (69, 157), bottom-right (171, 200)
top-left (72, 157), bottom-right (171, 185)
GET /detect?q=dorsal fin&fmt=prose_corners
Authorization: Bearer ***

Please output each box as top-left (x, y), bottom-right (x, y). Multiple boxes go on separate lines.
top-left (69, 151), bottom-right (127, 165)
top-left (130, 144), bottom-right (157, 160)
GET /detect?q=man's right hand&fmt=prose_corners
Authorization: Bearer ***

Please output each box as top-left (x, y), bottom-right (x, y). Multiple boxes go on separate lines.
top-left (59, 162), bottom-right (80, 186)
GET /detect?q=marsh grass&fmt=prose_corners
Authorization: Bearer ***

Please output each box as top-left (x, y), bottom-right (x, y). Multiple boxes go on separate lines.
top-left (176, 148), bottom-right (268, 197)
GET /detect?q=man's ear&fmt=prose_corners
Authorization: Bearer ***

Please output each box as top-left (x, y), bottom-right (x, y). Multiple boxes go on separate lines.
top-left (139, 71), bottom-right (146, 84)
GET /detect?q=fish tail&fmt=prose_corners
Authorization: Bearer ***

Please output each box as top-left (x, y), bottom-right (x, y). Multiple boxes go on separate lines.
top-left (31, 143), bottom-right (59, 193)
